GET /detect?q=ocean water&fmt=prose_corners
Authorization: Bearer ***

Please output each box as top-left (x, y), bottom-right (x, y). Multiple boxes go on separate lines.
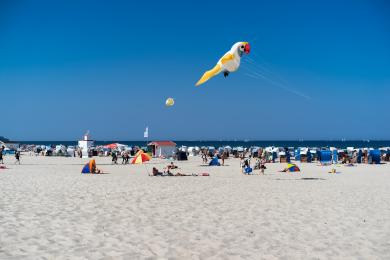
top-left (19, 140), bottom-right (390, 149)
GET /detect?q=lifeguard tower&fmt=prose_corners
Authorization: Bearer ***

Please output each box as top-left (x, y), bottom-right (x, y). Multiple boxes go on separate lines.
top-left (78, 131), bottom-right (94, 158)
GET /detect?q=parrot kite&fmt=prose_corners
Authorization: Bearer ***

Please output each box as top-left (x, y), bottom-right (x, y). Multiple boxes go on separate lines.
top-left (195, 42), bottom-right (250, 86)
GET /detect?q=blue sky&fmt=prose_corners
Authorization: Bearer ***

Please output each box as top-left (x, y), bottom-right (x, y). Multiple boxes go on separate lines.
top-left (1, 0), bottom-right (389, 140)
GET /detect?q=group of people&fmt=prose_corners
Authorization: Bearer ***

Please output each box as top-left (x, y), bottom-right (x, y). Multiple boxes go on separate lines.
top-left (151, 162), bottom-right (184, 176)
top-left (0, 145), bottom-right (21, 165)
top-left (111, 151), bottom-right (132, 164)
top-left (201, 150), bottom-right (228, 166)
top-left (240, 155), bottom-right (267, 175)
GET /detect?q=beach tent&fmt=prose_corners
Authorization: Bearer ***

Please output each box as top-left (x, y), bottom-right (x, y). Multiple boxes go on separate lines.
top-left (286, 164), bottom-right (300, 172)
top-left (368, 150), bottom-right (381, 164)
top-left (81, 160), bottom-right (96, 173)
top-left (319, 150), bottom-right (332, 165)
top-left (131, 150), bottom-right (151, 164)
top-left (209, 156), bottom-right (220, 166)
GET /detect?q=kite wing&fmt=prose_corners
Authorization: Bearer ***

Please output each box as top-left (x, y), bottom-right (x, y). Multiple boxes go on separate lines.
top-left (220, 53), bottom-right (234, 64)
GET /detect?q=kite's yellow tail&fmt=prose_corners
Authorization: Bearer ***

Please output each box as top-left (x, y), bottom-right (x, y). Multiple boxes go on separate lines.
top-left (195, 64), bottom-right (222, 86)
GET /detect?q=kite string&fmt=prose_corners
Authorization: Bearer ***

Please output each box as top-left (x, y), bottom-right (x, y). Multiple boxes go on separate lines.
top-left (241, 54), bottom-right (312, 100)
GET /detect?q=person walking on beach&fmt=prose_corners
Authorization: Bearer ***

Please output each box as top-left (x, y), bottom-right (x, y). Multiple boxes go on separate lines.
top-left (221, 151), bottom-right (227, 166)
top-left (121, 151), bottom-right (126, 164)
top-left (201, 151), bottom-right (208, 164)
top-left (111, 151), bottom-right (118, 164)
top-left (0, 145), bottom-right (4, 164)
top-left (260, 157), bottom-right (266, 175)
top-left (125, 152), bottom-right (130, 164)
top-left (15, 151), bottom-right (21, 164)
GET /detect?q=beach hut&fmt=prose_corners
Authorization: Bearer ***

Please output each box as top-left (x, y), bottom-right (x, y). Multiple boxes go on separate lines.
top-left (148, 141), bottom-right (177, 158)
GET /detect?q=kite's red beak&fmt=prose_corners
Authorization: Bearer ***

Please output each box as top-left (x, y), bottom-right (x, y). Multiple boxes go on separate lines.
top-left (244, 43), bottom-right (250, 54)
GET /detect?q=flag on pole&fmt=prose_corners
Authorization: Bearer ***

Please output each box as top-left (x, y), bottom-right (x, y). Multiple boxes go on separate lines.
top-left (144, 127), bottom-right (149, 138)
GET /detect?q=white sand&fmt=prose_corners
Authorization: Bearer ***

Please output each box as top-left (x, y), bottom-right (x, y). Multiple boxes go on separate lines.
top-left (0, 154), bottom-right (390, 259)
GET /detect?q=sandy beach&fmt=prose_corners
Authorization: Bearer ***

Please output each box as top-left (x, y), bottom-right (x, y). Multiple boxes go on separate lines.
top-left (0, 154), bottom-right (390, 259)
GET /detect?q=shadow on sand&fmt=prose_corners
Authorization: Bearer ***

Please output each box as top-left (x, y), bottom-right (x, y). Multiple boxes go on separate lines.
top-left (275, 177), bottom-right (326, 181)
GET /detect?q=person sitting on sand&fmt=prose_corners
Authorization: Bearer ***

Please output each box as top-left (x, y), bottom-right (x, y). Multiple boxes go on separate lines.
top-left (91, 163), bottom-right (102, 174)
top-left (167, 162), bottom-right (178, 170)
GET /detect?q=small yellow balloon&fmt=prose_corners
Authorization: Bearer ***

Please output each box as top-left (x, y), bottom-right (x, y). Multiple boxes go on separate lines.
top-left (165, 98), bottom-right (174, 107)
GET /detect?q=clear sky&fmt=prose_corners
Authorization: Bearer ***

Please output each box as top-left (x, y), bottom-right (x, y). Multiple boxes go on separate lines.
top-left (1, 0), bottom-right (389, 141)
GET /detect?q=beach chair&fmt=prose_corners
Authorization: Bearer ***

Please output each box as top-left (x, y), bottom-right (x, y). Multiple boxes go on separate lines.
top-left (369, 150), bottom-right (381, 164)
top-left (332, 150), bottom-right (338, 164)
top-left (319, 150), bottom-right (332, 165)
top-left (295, 148), bottom-right (301, 161)
top-left (307, 151), bottom-right (312, 163)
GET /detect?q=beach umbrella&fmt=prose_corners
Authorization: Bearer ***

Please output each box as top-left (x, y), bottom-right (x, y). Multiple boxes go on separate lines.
top-left (286, 163), bottom-right (300, 172)
top-left (104, 143), bottom-right (118, 149)
top-left (131, 150), bottom-right (151, 164)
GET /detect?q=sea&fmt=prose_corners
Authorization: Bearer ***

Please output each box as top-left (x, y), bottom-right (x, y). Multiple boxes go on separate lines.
top-left (18, 140), bottom-right (390, 149)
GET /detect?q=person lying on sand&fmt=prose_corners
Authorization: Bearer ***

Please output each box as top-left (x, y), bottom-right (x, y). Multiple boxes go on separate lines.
top-left (172, 172), bottom-right (191, 176)
top-left (151, 167), bottom-right (209, 177)
top-left (168, 172), bottom-right (209, 176)
top-left (152, 167), bottom-right (163, 176)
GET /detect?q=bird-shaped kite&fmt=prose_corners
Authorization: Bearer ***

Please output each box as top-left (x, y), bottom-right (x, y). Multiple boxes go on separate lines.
top-left (195, 42), bottom-right (250, 86)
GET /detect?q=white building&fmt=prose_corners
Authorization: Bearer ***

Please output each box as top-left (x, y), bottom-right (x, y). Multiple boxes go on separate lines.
top-left (78, 132), bottom-right (94, 158)
top-left (148, 141), bottom-right (176, 158)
